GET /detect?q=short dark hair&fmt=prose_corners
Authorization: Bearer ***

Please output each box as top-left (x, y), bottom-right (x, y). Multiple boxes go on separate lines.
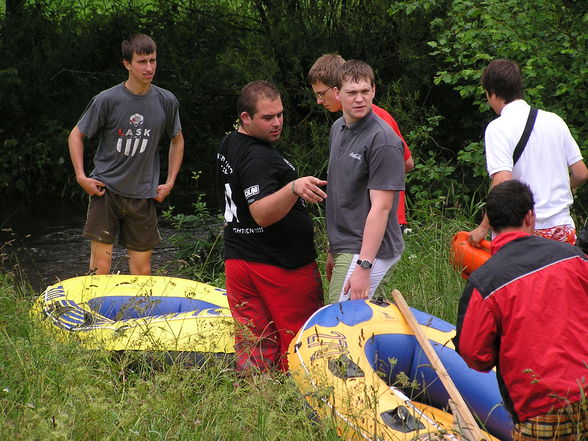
top-left (335, 60), bottom-right (375, 89)
top-left (486, 180), bottom-right (534, 233)
top-left (237, 80), bottom-right (281, 124)
top-left (121, 34), bottom-right (156, 62)
top-left (481, 59), bottom-right (524, 103)
top-left (307, 54), bottom-right (345, 87)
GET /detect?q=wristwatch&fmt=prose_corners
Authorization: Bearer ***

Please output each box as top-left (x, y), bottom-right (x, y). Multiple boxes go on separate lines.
top-left (356, 259), bottom-right (373, 270)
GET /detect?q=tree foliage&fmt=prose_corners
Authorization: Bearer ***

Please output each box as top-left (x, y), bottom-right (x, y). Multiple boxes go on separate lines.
top-left (1, 0), bottom-right (586, 219)
top-left (1, 0), bottom-right (438, 205)
top-left (390, 0), bottom-right (588, 216)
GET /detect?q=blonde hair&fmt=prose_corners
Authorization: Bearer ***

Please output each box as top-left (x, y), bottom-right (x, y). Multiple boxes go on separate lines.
top-left (307, 53), bottom-right (345, 87)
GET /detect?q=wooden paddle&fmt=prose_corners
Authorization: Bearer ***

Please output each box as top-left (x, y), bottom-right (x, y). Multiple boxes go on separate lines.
top-left (391, 289), bottom-right (487, 441)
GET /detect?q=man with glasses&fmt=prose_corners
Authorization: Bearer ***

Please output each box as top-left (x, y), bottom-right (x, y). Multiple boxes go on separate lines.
top-left (324, 60), bottom-right (405, 303)
top-left (308, 54), bottom-right (413, 235)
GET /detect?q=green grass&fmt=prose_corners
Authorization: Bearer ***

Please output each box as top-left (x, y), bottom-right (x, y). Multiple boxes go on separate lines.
top-left (0, 271), bottom-right (341, 441)
top-left (388, 212), bottom-right (472, 323)
top-left (0, 213), bottom-right (472, 440)
top-left (6, 211), bottom-right (586, 440)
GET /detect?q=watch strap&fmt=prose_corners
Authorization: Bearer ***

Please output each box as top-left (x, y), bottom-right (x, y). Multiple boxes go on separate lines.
top-left (356, 259), bottom-right (373, 269)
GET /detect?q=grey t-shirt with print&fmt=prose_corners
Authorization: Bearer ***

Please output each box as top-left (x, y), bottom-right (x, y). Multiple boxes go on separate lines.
top-left (76, 83), bottom-right (182, 198)
top-left (326, 110), bottom-right (405, 259)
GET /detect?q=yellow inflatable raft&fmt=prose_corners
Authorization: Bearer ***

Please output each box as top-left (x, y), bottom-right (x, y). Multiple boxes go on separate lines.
top-left (289, 299), bottom-right (512, 441)
top-left (31, 275), bottom-right (235, 360)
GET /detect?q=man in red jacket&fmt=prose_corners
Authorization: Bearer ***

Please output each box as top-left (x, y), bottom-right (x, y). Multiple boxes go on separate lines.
top-left (454, 180), bottom-right (588, 440)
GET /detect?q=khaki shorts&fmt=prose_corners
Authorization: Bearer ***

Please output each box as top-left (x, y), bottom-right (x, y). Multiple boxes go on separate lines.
top-left (328, 253), bottom-right (400, 304)
top-left (83, 190), bottom-right (161, 252)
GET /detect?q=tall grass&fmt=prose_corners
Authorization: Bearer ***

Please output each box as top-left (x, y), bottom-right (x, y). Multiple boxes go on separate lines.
top-left (1, 212), bottom-right (472, 440)
top-left (389, 210), bottom-right (473, 323)
top-left (1, 271), bottom-right (341, 441)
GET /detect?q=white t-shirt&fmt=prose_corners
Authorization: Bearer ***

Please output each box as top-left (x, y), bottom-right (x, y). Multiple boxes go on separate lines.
top-left (485, 100), bottom-right (582, 229)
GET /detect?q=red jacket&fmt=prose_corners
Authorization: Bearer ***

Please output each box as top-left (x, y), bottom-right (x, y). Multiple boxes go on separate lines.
top-left (372, 104), bottom-right (411, 225)
top-left (454, 231), bottom-right (588, 422)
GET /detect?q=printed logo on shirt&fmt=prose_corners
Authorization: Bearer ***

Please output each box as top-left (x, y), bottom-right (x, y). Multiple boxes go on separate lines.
top-left (217, 153), bottom-right (233, 175)
top-left (349, 152), bottom-right (362, 161)
top-left (116, 113), bottom-right (151, 156)
top-left (232, 226), bottom-right (264, 235)
top-left (283, 158), bottom-right (295, 171)
top-left (244, 185), bottom-right (259, 199)
top-left (130, 113), bottom-right (144, 126)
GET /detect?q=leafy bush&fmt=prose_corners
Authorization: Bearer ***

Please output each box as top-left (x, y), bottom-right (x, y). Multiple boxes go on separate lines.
top-left (161, 171), bottom-right (225, 286)
top-left (2, 0), bottom-right (586, 221)
top-left (391, 0), bottom-right (588, 218)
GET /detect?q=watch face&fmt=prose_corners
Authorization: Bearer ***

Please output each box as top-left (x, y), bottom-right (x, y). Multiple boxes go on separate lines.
top-left (358, 260), bottom-right (372, 269)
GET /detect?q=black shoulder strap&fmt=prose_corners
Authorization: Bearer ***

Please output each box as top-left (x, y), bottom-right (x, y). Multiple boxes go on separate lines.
top-left (513, 107), bottom-right (538, 166)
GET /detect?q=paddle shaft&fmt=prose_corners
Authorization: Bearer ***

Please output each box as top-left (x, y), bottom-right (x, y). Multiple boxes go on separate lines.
top-left (391, 289), bottom-right (487, 441)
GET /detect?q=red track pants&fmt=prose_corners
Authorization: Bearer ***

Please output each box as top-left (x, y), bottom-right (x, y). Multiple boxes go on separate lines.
top-left (225, 259), bottom-right (323, 373)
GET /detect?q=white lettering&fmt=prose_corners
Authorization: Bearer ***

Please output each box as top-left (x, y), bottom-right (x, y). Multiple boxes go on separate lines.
top-left (283, 158), bottom-right (295, 171)
top-left (244, 185), bottom-right (259, 198)
top-left (224, 183), bottom-right (239, 223)
top-left (232, 227), bottom-right (264, 234)
top-left (217, 153), bottom-right (233, 175)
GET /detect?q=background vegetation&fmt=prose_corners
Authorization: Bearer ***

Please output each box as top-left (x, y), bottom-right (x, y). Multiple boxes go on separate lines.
top-left (1, 0), bottom-right (587, 221)
top-left (1, 214), bottom-right (471, 441)
top-left (2, 2), bottom-right (587, 437)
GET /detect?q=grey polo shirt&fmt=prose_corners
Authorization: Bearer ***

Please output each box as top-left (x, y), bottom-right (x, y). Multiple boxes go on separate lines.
top-left (326, 110), bottom-right (405, 259)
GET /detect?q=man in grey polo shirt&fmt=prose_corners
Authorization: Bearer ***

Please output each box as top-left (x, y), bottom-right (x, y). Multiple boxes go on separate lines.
top-left (326, 60), bottom-right (405, 303)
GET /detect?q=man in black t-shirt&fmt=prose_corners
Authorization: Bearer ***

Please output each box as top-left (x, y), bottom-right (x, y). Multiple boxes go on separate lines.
top-left (216, 80), bottom-right (327, 374)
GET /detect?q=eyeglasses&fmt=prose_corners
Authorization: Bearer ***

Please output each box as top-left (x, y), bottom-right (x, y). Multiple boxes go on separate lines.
top-left (314, 87), bottom-right (331, 99)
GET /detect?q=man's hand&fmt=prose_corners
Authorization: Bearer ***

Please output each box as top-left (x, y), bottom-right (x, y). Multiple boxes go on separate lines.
top-left (77, 176), bottom-right (106, 196)
top-left (325, 252), bottom-right (334, 281)
top-left (344, 266), bottom-right (370, 300)
top-left (469, 225), bottom-right (489, 248)
top-left (292, 177), bottom-right (327, 203)
top-left (154, 183), bottom-right (173, 202)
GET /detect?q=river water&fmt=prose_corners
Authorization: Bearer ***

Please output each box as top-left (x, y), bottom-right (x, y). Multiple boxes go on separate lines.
top-left (0, 196), bottom-right (193, 294)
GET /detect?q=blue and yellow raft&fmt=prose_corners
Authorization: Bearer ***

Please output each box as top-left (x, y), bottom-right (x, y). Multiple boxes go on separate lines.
top-left (30, 275), bottom-right (235, 360)
top-left (289, 299), bottom-right (513, 441)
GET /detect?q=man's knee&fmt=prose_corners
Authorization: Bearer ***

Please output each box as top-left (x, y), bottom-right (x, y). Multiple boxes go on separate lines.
top-left (129, 261), bottom-right (151, 275)
top-left (90, 241), bottom-right (113, 274)
top-left (128, 250), bottom-right (152, 275)
top-left (90, 259), bottom-right (111, 275)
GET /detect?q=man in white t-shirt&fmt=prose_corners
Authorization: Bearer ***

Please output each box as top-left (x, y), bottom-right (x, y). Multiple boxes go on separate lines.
top-left (469, 59), bottom-right (588, 246)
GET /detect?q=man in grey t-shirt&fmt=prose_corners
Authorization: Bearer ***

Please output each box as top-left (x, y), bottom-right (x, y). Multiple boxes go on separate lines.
top-left (326, 60), bottom-right (405, 303)
top-left (68, 34), bottom-right (184, 275)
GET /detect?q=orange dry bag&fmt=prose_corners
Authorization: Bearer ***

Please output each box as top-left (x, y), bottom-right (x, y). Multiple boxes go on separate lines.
top-left (450, 231), bottom-right (491, 279)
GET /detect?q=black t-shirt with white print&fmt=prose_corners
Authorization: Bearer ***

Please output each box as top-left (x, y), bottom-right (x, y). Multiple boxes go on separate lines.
top-left (216, 131), bottom-right (317, 269)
